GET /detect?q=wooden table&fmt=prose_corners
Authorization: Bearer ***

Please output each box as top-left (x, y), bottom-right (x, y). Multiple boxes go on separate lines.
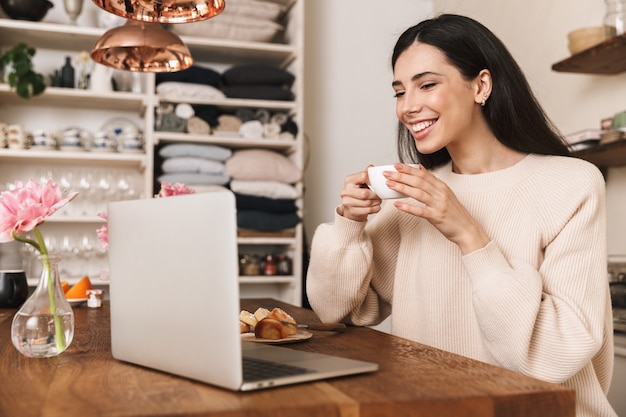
top-left (0, 299), bottom-right (574, 417)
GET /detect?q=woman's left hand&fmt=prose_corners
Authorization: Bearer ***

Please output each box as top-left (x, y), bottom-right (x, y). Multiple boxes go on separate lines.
top-left (385, 163), bottom-right (490, 254)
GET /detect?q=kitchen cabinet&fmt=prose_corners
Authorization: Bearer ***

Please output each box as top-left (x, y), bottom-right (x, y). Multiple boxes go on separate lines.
top-left (0, 0), bottom-right (305, 306)
top-left (552, 33), bottom-right (626, 168)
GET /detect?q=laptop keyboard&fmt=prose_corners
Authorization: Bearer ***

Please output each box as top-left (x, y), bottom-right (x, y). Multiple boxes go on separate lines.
top-left (242, 357), bottom-right (312, 382)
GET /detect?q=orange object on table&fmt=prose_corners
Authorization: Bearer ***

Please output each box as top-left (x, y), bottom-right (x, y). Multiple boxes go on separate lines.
top-left (64, 276), bottom-right (92, 299)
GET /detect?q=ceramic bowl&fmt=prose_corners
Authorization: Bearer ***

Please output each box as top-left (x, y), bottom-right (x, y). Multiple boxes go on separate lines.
top-left (0, 0), bottom-right (53, 21)
top-left (567, 26), bottom-right (616, 54)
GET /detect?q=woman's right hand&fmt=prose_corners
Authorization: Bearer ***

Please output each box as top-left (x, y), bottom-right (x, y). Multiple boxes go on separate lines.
top-left (337, 167), bottom-right (382, 222)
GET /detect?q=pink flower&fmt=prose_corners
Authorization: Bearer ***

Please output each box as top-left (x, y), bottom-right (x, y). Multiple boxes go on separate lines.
top-left (0, 179), bottom-right (78, 243)
top-left (156, 182), bottom-right (196, 198)
top-left (96, 213), bottom-right (108, 250)
top-left (1, 179), bottom-right (78, 353)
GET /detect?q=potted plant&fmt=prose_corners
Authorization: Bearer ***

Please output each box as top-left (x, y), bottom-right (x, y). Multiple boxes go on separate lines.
top-left (1, 43), bottom-right (46, 99)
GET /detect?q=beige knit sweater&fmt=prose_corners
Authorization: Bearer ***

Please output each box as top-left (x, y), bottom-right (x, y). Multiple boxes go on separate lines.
top-left (307, 154), bottom-right (616, 417)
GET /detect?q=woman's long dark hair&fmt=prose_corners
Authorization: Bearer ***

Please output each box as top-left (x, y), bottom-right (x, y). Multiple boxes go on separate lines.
top-left (393, 14), bottom-right (570, 169)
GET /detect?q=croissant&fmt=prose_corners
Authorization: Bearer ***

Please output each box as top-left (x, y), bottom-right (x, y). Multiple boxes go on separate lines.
top-left (254, 317), bottom-right (289, 340)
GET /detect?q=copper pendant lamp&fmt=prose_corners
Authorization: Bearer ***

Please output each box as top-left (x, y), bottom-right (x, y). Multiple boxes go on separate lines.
top-left (92, 0), bottom-right (225, 24)
top-left (90, 19), bottom-right (193, 72)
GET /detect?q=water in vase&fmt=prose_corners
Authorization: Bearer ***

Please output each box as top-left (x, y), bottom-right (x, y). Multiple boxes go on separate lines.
top-left (12, 312), bottom-right (74, 358)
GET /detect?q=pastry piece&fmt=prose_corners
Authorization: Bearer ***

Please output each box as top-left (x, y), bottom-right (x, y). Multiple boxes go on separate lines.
top-left (253, 307), bottom-right (270, 322)
top-left (254, 317), bottom-right (289, 340)
top-left (240, 321), bottom-right (251, 334)
top-left (267, 307), bottom-right (297, 335)
top-left (239, 310), bottom-right (257, 328)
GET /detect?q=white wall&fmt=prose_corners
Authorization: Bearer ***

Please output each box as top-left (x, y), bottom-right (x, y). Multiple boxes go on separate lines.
top-left (304, 0), bottom-right (626, 255)
top-left (303, 0), bottom-right (433, 241)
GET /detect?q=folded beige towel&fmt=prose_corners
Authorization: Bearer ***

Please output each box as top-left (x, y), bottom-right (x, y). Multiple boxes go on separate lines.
top-left (216, 114), bottom-right (242, 132)
top-left (186, 116), bottom-right (211, 135)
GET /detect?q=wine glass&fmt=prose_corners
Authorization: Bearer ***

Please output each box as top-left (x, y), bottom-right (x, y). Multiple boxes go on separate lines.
top-left (77, 170), bottom-right (93, 216)
top-left (96, 173), bottom-right (113, 213)
top-left (58, 170), bottom-right (75, 216)
top-left (63, 0), bottom-right (84, 25)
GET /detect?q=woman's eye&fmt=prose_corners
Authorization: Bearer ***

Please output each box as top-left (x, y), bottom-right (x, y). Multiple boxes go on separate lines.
top-left (420, 82), bottom-right (436, 90)
top-left (393, 91), bottom-right (405, 98)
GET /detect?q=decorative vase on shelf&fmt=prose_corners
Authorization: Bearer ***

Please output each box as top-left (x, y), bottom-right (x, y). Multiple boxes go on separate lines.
top-left (11, 255), bottom-right (74, 358)
top-left (63, 0), bottom-right (83, 25)
top-left (61, 56), bottom-right (75, 88)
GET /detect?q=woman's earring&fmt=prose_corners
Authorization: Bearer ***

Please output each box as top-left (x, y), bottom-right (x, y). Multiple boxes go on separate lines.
top-left (481, 96), bottom-right (487, 107)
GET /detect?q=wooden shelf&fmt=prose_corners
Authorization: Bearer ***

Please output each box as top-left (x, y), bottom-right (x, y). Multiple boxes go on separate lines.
top-left (572, 140), bottom-right (626, 167)
top-left (239, 276), bottom-right (295, 284)
top-left (0, 148), bottom-right (147, 169)
top-left (153, 131), bottom-right (296, 151)
top-left (552, 33), bottom-right (626, 74)
top-left (553, 33), bottom-right (626, 170)
top-left (0, 85), bottom-right (147, 113)
top-left (157, 95), bottom-right (296, 111)
top-left (0, 18), bottom-right (296, 67)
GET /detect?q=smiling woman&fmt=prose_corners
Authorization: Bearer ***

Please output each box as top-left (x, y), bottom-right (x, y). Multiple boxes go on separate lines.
top-left (306, 14), bottom-right (617, 417)
top-left (392, 15), bottom-right (570, 171)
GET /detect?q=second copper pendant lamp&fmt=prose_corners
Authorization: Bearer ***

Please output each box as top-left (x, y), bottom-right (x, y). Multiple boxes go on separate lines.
top-left (90, 20), bottom-right (194, 72)
top-left (90, 0), bottom-right (225, 72)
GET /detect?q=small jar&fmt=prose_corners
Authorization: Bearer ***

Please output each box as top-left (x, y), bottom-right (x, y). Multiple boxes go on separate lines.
top-left (605, 0), bottom-right (626, 34)
top-left (277, 254), bottom-right (292, 276)
top-left (241, 254), bottom-right (261, 276)
top-left (86, 289), bottom-right (104, 308)
top-left (264, 254), bottom-right (277, 276)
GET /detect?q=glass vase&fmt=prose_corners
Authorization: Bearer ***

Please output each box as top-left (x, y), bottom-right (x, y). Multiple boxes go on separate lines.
top-left (11, 255), bottom-right (74, 358)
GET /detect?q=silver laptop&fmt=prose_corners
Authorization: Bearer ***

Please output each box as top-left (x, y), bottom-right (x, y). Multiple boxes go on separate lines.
top-left (107, 190), bottom-right (378, 391)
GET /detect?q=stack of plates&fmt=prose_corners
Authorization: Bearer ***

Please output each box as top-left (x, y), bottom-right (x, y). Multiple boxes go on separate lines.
top-left (600, 129), bottom-right (624, 144)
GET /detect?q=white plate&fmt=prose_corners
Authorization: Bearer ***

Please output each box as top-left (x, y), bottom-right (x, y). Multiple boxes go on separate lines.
top-left (241, 330), bottom-right (312, 344)
top-left (67, 298), bottom-right (88, 307)
top-left (100, 118), bottom-right (141, 142)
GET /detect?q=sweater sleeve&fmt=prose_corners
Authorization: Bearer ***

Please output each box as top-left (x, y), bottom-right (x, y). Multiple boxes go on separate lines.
top-left (462, 168), bottom-right (609, 384)
top-left (306, 204), bottom-right (399, 325)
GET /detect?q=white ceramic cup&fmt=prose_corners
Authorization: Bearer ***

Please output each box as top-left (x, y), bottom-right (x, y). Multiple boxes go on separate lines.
top-left (62, 129), bottom-right (82, 148)
top-left (367, 164), bottom-right (419, 199)
top-left (32, 130), bottom-right (56, 148)
top-left (7, 124), bottom-right (25, 149)
top-left (93, 131), bottom-right (117, 151)
top-left (0, 123), bottom-right (7, 148)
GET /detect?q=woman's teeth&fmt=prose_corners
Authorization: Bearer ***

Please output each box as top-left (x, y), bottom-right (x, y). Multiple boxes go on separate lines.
top-left (412, 120), bottom-right (434, 132)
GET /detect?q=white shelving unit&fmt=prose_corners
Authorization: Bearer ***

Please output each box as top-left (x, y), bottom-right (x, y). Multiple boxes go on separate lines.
top-left (0, 0), bottom-right (304, 306)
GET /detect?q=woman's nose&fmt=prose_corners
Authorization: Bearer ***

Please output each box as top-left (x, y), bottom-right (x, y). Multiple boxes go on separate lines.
top-left (399, 91), bottom-right (422, 117)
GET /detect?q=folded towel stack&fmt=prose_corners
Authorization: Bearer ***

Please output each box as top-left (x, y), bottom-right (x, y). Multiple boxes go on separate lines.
top-left (154, 66), bottom-right (225, 134)
top-left (214, 108), bottom-right (297, 140)
top-left (168, 0), bottom-right (287, 44)
top-left (221, 64), bottom-right (295, 101)
top-left (226, 148), bottom-right (301, 233)
top-left (157, 143), bottom-right (233, 188)
top-left (153, 64), bottom-right (299, 138)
